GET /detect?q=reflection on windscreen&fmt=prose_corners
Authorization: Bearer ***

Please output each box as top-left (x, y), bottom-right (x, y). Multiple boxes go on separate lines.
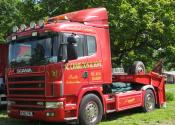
top-left (9, 37), bottom-right (58, 68)
top-left (11, 44), bottom-right (31, 62)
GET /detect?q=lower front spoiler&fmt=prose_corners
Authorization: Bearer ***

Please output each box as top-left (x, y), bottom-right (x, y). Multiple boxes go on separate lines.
top-left (8, 108), bottom-right (65, 122)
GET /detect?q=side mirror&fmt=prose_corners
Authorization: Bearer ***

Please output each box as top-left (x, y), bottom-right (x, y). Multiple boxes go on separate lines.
top-left (67, 36), bottom-right (78, 61)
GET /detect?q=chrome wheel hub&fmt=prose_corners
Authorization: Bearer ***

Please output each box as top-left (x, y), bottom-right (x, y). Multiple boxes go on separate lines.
top-left (146, 94), bottom-right (154, 111)
top-left (85, 101), bottom-right (99, 123)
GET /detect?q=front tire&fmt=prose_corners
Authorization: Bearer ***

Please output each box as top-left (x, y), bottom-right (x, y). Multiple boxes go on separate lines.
top-left (79, 94), bottom-right (103, 125)
top-left (143, 89), bottom-right (155, 112)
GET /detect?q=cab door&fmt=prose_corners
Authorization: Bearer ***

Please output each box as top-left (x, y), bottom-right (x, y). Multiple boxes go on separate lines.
top-left (63, 33), bottom-right (89, 95)
top-left (86, 35), bottom-right (103, 84)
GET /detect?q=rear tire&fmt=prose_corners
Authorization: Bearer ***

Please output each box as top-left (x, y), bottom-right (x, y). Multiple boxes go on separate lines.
top-left (79, 94), bottom-right (103, 125)
top-left (143, 89), bottom-right (155, 112)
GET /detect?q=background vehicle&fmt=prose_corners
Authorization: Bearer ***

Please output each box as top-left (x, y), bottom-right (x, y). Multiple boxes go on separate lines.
top-left (6, 8), bottom-right (165, 125)
top-left (0, 44), bottom-right (8, 106)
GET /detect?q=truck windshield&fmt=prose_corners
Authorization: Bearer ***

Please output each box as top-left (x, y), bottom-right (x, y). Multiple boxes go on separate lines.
top-left (9, 35), bottom-right (59, 68)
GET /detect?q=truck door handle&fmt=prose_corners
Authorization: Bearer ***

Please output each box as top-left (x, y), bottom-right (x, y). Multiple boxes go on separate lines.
top-left (82, 71), bottom-right (88, 79)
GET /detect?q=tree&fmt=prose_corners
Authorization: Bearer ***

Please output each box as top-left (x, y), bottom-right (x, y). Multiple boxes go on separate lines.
top-left (107, 0), bottom-right (175, 71)
top-left (0, 0), bottom-right (21, 42)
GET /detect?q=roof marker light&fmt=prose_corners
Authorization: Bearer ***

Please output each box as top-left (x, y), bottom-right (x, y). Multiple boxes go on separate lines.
top-left (38, 20), bottom-right (45, 28)
top-left (48, 15), bottom-right (69, 22)
top-left (20, 24), bottom-right (27, 31)
top-left (30, 21), bottom-right (36, 29)
top-left (12, 36), bottom-right (17, 40)
top-left (12, 26), bottom-right (18, 33)
top-left (32, 32), bottom-right (38, 36)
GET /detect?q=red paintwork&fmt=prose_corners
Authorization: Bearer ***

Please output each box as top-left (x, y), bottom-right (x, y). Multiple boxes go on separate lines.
top-left (48, 8), bottom-right (108, 28)
top-left (113, 72), bottom-right (166, 107)
top-left (6, 8), bottom-right (166, 123)
top-left (116, 91), bottom-right (143, 111)
top-left (0, 44), bottom-right (8, 77)
top-left (0, 44), bottom-right (8, 105)
top-left (8, 98), bottom-right (65, 122)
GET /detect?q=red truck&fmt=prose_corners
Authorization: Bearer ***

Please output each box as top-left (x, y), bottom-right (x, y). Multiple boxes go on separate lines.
top-left (0, 44), bottom-right (8, 106)
top-left (7, 8), bottom-right (165, 125)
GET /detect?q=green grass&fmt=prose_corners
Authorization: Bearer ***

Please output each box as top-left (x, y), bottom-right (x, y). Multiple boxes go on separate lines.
top-left (100, 101), bottom-right (175, 125)
top-left (0, 84), bottom-right (175, 125)
top-left (165, 84), bottom-right (175, 93)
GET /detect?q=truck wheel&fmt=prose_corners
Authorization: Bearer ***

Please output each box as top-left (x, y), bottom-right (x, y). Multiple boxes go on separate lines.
top-left (79, 94), bottom-right (103, 125)
top-left (143, 89), bottom-right (155, 112)
top-left (131, 61), bottom-right (145, 74)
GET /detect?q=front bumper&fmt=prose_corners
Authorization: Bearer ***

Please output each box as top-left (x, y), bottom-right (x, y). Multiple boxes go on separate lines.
top-left (8, 108), bottom-right (65, 122)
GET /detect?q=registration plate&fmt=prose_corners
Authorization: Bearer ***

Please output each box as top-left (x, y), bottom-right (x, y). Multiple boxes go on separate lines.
top-left (20, 111), bottom-right (33, 117)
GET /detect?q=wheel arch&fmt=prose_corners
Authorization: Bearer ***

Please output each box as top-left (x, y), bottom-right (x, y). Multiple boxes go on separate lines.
top-left (141, 85), bottom-right (157, 105)
top-left (141, 85), bottom-right (154, 91)
top-left (82, 90), bottom-right (104, 109)
top-left (76, 86), bottom-right (105, 117)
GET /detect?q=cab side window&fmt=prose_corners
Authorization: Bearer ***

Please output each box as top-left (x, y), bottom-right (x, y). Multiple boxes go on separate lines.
top-left (87, 36), bottom-right (96, 56)
top-left (64, 33), bottom-right (85, 58)
top-left (75, 35), bottom-right (84, 57)
top-left (63, 33), bottom-right (97, 59)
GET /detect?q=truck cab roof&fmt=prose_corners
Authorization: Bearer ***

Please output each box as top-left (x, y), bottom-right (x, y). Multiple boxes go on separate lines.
top-left (9, 8), bottom-right (109, 41)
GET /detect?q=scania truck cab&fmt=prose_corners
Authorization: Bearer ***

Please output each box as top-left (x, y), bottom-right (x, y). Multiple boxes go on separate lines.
top-left (7, 8), bottom-right (165, 125)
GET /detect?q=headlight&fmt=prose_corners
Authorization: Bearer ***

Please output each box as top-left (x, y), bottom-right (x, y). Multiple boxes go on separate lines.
top-left (7, 100), bottom-right (15, 106)
top-left (46, 102), bottom-right (63, 109)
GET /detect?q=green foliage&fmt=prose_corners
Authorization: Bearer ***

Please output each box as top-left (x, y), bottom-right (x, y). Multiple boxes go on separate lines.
top-left (163, 45), bottom-right (175, 70)
top-left (107, 0), bottom-right (175, 70)
top-left (0, 0), bottom-right (20, 42)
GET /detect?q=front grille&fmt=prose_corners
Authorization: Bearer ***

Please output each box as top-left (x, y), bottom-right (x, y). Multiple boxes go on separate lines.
top-left (9, 91), bottom-right (44, 95)
top-left (8, 76), bottom-right (45, 82)
top-left (8, 75), bottom-right (45, 97)
top-left (13, 107), bottom-right (44, 111)
top-left (10, 100), bottom-right (45, 111)
top-left (9, 83), bottom-right (44, 88)
top-left (15, 100), bottom-right (39, 105)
